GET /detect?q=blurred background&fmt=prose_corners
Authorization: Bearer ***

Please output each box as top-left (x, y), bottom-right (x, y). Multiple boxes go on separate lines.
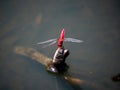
top-left (0, 0), bottom-right (120, 90)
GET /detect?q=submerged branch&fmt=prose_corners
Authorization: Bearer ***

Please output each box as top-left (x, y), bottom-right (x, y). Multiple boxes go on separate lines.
top-left (14, 46), bottom-right (52, 66)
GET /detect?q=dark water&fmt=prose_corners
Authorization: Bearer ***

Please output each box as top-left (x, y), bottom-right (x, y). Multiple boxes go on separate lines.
top-left (0, 0), bottom-right (120, 90)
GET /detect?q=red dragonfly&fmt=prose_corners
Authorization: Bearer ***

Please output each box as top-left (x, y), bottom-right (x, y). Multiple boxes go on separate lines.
top-left (37, 28), bottom-right (84, 48)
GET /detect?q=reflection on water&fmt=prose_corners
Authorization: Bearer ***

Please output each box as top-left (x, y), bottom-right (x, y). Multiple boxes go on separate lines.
top-left (0, 0), bottom-right (120, 90)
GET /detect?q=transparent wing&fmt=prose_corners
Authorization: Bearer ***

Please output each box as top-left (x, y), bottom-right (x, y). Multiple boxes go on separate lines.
top-left (37, 38), bottom-right (57, 45)
top-left (42, 41), bottom-right (57, 48)
top-left (37, 38), bottom-right (83, 48)
top-left (64, 38), bottom-right (84, 43)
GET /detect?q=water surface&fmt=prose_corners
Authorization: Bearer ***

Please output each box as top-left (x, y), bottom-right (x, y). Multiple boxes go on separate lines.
top-left (0, 0), bottom-right (120, 90)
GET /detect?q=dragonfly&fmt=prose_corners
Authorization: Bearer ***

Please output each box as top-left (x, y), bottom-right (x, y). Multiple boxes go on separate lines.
top-left (37, 28), bottom-right (84, 48)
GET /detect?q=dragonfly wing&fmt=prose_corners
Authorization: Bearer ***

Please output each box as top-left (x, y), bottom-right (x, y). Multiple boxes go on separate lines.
top-left (37, 39), bottom-right (57, 45)
top-left (64, 38), bottom-right (84, 43)
top-left (42, 41), bottom-right (57, 48)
